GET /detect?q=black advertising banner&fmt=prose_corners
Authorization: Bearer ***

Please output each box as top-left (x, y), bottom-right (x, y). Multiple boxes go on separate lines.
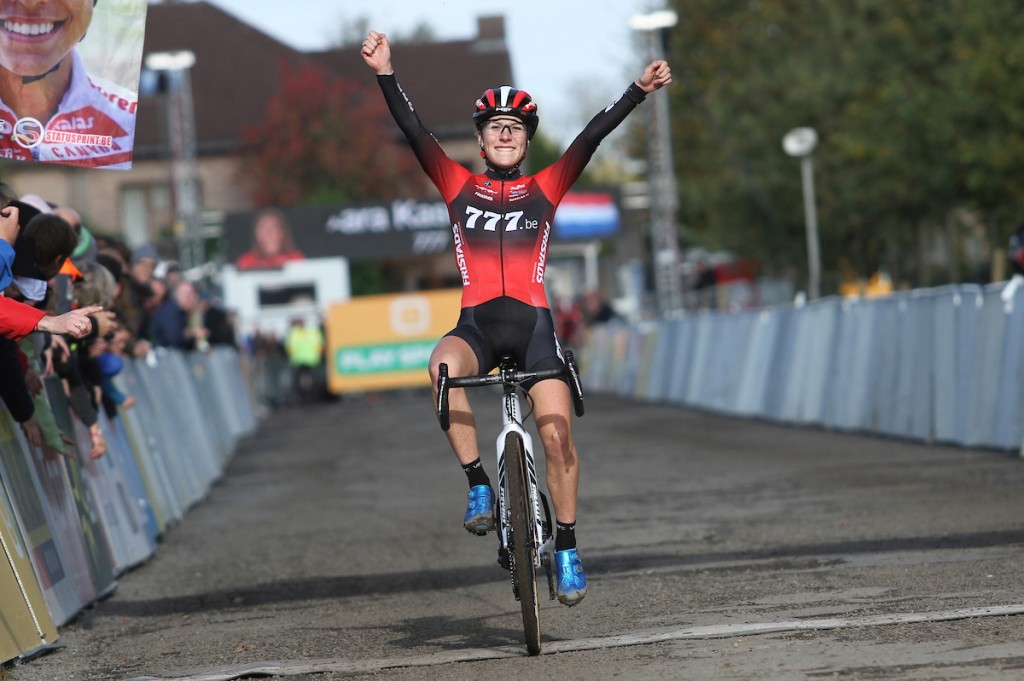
top-left (222, 192), bottom-right (621, 268)
top-left (0, 0), bottom-right (148, 169)
top-left (223, 201), bottom-right (453, 269)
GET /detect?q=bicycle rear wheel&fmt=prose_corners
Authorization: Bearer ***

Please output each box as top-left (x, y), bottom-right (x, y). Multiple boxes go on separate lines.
top-left (505, 431), bottom-right (541, 655)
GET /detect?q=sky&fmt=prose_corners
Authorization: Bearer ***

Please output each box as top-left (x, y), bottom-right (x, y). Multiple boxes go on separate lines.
top-left (202, 0), bottom-right (665, 146)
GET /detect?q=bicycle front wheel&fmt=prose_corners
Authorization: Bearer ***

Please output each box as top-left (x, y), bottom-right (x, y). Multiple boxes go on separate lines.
top-left (505, 431), bottom-right (541, 655)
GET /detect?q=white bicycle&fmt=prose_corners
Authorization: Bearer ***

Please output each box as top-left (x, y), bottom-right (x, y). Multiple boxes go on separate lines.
top-left (436, 351), bottom-right (585, 655)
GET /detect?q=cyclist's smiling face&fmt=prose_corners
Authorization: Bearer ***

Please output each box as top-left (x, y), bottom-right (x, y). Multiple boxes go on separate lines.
top-left (0, 0), bottom-right (93, 78)
top-left (479, 116), bottom-right (528, 170)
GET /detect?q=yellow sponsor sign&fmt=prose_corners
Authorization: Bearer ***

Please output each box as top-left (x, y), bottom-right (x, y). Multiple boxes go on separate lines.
top-left (327, 289), bottom-right (462, 393)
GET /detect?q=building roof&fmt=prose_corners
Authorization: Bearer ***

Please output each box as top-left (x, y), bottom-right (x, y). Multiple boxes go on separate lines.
top-left (135, 3), bottom-right (514, 157)
top-left (310, 17), bottom-right (514, 139)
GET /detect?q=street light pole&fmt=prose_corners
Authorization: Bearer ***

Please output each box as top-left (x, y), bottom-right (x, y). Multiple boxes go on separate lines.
top-left (630, 9), bottom-right (683, 318)
top-left (145, 50), bottom-right (201, 273)
top-left (783, 127), bottom-right (821, 300)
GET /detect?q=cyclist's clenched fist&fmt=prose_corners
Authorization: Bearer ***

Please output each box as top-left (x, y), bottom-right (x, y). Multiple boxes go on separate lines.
top-left (636, 60), bottom-right (672, 93)
top-left (361, 30), bottom-right (394, 76)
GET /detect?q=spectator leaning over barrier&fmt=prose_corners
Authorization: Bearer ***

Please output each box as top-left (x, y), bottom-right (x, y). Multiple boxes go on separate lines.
top-left (202, 293), bottom-right (237, 347)
top-left (74, 260), bottom-right (127, 420)
top-left (97, 246), bottom-right (148, 356)
top-left (150, 279), bottom-right (208, 351)
top-left (96, 327), bottom-right (136, 412)
top-left (56, 205), bottom-right (98, 270)
top-left (0, 209), bottom-right (102, 449)
top-left (126, 243), bottom-right (162, 346)
top-left (0, 205), bottom-right (100, 340)
top-left (50, 258), bottom-right (125, 460)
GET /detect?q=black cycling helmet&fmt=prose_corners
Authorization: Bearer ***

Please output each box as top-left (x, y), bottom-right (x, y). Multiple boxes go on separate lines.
top-left (473, 86), bottom-right (539, 139)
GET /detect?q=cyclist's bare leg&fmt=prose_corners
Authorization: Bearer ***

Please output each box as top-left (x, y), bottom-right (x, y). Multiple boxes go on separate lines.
top-left (530, 378), bottom-right (578, 524)
top-left (429, 336), bottom-right (480, 466)
top-left (532, 377), bottom-right (588, 605)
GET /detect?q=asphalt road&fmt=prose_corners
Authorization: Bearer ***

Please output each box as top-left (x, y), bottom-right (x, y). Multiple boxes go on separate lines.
top-left (9, 391), bottom-right (1024, 681)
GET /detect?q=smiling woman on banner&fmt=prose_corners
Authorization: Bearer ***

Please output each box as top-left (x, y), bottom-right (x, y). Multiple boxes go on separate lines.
top-left (235, 208), bottom-right (306, 270)
top-left (0, 0), bottom-right (142, 169)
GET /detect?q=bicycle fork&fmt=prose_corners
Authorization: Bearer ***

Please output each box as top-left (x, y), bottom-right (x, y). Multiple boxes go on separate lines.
top-left (495, 388), bottom-right (556, 600)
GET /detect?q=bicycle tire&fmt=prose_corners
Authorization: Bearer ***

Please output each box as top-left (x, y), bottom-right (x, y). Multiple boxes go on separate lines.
top-left (505, 431), bottom-right (541, 655)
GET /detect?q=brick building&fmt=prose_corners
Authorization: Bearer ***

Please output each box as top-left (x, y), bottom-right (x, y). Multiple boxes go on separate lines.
top-left (0, 2), bottom-right (513, 252)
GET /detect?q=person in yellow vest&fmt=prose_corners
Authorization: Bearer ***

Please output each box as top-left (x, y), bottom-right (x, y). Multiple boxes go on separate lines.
top-left (284, 317), bottom-right (324, 404)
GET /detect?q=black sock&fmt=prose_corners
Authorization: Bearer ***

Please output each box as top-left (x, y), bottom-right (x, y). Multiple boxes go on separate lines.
top-left (461, 458), bottom-right (490, 489)
top-left (555, 521), bottom-right (576, 551)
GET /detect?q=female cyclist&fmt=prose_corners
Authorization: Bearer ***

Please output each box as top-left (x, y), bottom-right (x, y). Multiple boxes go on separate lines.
top-left (362, 29), bottom-right (671, 606)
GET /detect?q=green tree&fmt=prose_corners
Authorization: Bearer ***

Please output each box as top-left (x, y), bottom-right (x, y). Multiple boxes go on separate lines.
top-left (666, 0), bottom-right (1024, 289)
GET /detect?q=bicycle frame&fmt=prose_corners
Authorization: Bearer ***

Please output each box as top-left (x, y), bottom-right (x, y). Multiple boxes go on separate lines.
top-left (493, 366), bottom-right (553, 575)
top-left (436, 351), bottom-right (585, 652)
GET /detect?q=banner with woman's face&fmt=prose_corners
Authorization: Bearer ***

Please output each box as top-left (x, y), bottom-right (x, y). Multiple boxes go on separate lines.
top-left (0, 0), bottom-right (148, 170)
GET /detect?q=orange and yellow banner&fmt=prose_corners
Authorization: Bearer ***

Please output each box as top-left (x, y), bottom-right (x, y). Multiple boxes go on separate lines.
top-left (327, 289), bottom-right (462, 393)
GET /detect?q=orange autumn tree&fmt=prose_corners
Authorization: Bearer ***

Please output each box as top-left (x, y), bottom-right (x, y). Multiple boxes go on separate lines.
top-left (241, 59), bottom-right (423, 207)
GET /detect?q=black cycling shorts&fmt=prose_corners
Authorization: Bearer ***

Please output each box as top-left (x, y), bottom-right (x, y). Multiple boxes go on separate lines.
top-left (446, 296), bottom-right (565, 390)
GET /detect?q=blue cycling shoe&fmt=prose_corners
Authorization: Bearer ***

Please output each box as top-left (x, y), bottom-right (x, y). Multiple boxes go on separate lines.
top-left (553, 548), bottom-right (588, 606)
top-left (464, 485), bottom-right (495, 535)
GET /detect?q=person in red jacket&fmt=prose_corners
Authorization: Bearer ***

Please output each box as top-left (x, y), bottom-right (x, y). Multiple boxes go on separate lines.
top-left (0, 204), bottom-right (98, 340)
top-left (362, 29), bottom-right (671, 606)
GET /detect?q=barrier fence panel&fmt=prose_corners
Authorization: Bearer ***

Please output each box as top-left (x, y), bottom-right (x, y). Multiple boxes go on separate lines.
top-left (637, 323), bottom-right (663, 401)
top-left (579, 279), bottom-right (1024, 454)
top-left (156, 351), bottom-right (223, 490)
top-left (867, 296), bottom-right (899, 436)
top-left (88, 414), bottom-right (159, 574)
top-left (580, 324), bottom-right (612, 394)
top-left (930, 288), bottom-right (961, 444)
top-left (621, 326), bottom-right (647, 397)
top-left (104, 416), bottom-right (161, 551)
top-left (132, 357), bottom-right (206, 508)
top-left (734, 309), bottom-right (778, 418)
top-left (952, 287), bottom-right (984, 447)
top-left (967, 287), bottom-right (1009, 448)
top-left (187, 354), bottom-right (234, 462)
top-left (42, 380), bottom-right (118, 599)
top-left (608, 326), bottom-right (631, 396)
top-left (684, 313), bottom-right (715, 408)
top-left (0, 475), bottom-right (59, 663)
top-left (197, 348), bottom-right (258, 453)
top-left (804, 300), bottom-right (842, 426)
top-left (645, 320), bottom-right (676, 402)
top-left (715, 313), bottom-right (755, 415)
top-left (0, 413), bottom-right (96, 627)
top-left (1, 348), bottom-right (258, 666)
top-left (907, 291), bottom-right (935, 441)
top-left (776, 304), bottom-right (810, 424)
top-left (666, 318), bottom-right (696, 406)
top-left (763, 306), bottom-right (797, 423)
top-left (828, 298), bottom-right (878, 432)
top-left (993, 283), bottom-right (1024, 450)
top-left (116, 362), bottom-right (184, 530)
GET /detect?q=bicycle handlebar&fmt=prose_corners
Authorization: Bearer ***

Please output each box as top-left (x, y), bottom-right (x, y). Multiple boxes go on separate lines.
top-left (437, 352), bottom-right (585, 431)
top-left (447, 366), bottom-right (567, 390)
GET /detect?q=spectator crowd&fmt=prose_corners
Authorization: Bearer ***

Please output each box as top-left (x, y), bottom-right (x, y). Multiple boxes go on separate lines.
top-left (0, 181), bottom-right (237, 460)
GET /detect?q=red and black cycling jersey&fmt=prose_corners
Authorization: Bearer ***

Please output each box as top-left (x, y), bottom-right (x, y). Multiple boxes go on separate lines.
top-left (377, 75), bottom-right (647, 310)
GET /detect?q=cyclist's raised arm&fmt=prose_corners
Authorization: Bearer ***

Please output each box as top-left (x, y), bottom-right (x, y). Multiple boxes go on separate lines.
top-left (579, 59), bottom-right (672, 148)
top-left (362, 30), bottom-right (421, 140)
top-left (536, 59), bottom-right (673, 201)
top-left (362, 29), bottom-right (468, 201)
